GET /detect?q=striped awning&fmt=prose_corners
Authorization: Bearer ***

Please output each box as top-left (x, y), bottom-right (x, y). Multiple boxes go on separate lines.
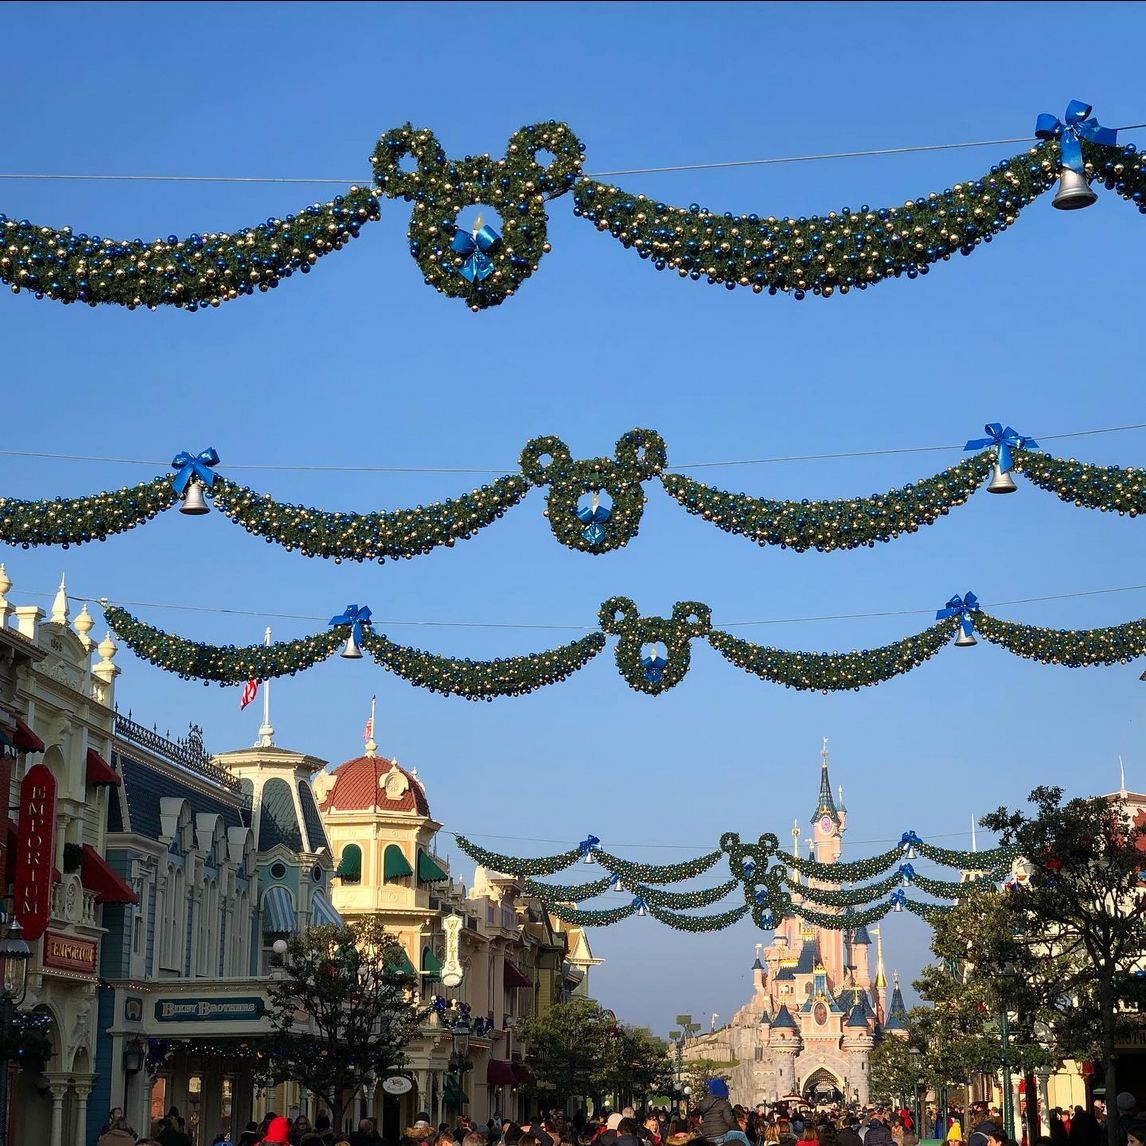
top-left (262, 884), bottom-right (296, 934)
top-left (311, 889), bottom-right (344, 928)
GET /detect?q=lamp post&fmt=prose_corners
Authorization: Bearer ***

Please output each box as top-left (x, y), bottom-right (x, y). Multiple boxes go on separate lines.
top-left (0, 919), bottom-right (31, 1146)
top-left (451, 1015), bottom-right (471, 1118)
top-left (908, 1047), bottom-right (924, 1141)
top-left (996, 963), bottom-right (1019, 1141)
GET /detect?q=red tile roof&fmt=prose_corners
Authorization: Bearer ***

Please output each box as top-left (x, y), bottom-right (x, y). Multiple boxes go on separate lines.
top-left (317, 755), bottom-right (430, 817)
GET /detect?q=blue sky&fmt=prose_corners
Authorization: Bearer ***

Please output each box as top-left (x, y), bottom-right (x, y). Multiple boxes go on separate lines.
top-left (2, 0), bottom-right (1145, 1033)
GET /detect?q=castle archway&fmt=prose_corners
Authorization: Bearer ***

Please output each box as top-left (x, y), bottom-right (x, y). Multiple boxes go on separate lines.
top-left (801, 1066), bottom-right (844, 1106)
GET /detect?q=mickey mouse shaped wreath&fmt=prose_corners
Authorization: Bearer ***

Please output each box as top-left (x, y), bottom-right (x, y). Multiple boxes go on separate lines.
top-left (599, 596), bottom-right (711, 695)
top-left (371, 121), bottom-right (585, 310)
top-left (520, 429), bottom-right (667, 553)
top-left (720, 832), bottom-right (793, 929)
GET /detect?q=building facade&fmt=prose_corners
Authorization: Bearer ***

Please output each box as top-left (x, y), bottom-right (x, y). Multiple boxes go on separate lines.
top-left (684, 746), bottom-right (905, 1108)
top-left (320, 731), bottom-right (600, 1131)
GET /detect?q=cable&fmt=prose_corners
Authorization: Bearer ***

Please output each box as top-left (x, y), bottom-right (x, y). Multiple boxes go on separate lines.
top-left (0, 422), bottom-right (1144, 476)
top-left (7, 580), bottom-right (1146, 631)
top-left (2, 122), bottom-right (1144, 186)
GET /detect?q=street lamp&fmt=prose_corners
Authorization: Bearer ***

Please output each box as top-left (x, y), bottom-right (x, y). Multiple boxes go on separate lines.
top-left (908, 1047), bottom-right (924, 1140)
top-left (0, 919), bottom-right (31, 1146)
top-left (451, 1015), bottom-right (471, 1117)
top-left (996, 964), bottom-right (1019, 1141)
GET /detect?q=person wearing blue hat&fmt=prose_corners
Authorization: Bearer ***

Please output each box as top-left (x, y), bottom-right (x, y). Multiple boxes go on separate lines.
top-left (695, 1081), bottom-right (751, 1146)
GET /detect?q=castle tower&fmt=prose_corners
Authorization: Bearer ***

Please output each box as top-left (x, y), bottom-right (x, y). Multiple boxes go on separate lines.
top-left (752, 943), bottom-right (767, 997)
top-left (851, 922), bottom-right (872, 988)
top-left (809, 739), bottom-right (846, 986)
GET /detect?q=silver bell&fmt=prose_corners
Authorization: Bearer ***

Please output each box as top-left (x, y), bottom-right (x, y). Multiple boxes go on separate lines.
top-left (179, 481), bottom-right (210, 516)
top-left (986, 463), bottom-right (1018, 494)
top-left (954, 629), bottom-right (978, 648)
top-left (1052, 168), bottom-right (1098, 211)
top-left (636, 902), bottom-right (648, 918)
top-left (893, 899), bottom-right (903, 913)
top-left (340, 631), bottom-right (363, 660)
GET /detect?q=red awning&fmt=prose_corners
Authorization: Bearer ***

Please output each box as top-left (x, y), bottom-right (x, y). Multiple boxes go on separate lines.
top-left (85, 748), bottom-right (121, 787)
top-left (487, 1060), bottom-right (518, 1087)
top-left (80, 844), bottom-right (137, 904)
top-left (511, 1063), bottom-right (536, 1086)
top-left (503, 960), bottom-right (532, 989)
top-left (12, 719), bottom-right (44, 754)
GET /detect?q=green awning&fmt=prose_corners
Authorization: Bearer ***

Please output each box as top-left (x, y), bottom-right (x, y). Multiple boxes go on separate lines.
top-left (385, 946), bottom-right (417, 976)
top-left (384, 845), bottom-right (414, 880)
top-left (422, 946), bottom-right (442, 980)
top-left (417, 851), bottom-right (449, 883)
top-left (444, 1075), bottom-right (469, 1107)
top-left (0, 728), bottom-right (14, 758)
top-left (336, 845), bottom-right (362, 882)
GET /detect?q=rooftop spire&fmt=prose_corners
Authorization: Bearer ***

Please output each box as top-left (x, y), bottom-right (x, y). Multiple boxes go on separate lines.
top-left (811, 737), bottom-right (840, 825)
top-left (257, 627), bottom-right (274, 747)
top-left (364, 694), bottom-right (377, 758)
top-left (873, 923), bottom-right (887, 989)
top-left (50, 574), bottom-right (70, 626)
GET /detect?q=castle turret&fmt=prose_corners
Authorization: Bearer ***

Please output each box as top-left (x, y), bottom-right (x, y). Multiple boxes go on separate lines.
top-left (752, 943), bottom-right (767, 996)
top-left (884, 970), bottom-right (908, 1036)
top-left (851, 922), bottom-right (872, 988)
top-left (810, 739), bottom-right (845, 984)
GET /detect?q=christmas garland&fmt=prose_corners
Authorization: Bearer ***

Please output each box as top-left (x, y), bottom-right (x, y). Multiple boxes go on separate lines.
top-left (454, 836), bottom-right (583, 877)
top-left (360, 629), bottom-right (606, 701)
top-left (457, 829), bottom-right (1002, 932)
top-left (782, 845), bottom-right (904, 882)
top-left (102, 594), bottom-right (1146, 695)
top-left (913, 840), bottom-right (1018, 870)
top-left (7, 435), bottom-right (1146, 561)
top-left (3, 106), bottom-right (1141, 312)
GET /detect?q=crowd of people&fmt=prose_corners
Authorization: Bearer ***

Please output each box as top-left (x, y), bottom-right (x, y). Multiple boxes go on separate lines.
top-left (92, 1081), bottom-right (1146, 1146)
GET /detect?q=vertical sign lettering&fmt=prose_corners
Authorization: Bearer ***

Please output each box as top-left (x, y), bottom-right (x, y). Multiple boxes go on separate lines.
top-left (15, 763), bottom-right (56, 941)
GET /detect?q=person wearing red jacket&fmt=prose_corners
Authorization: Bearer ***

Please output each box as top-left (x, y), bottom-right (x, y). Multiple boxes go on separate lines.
top-left (263, 1117), bottom-right (293, 1146)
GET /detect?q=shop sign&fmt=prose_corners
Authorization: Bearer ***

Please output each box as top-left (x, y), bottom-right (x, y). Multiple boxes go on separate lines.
top-left (41, 931), bottom-right (97, 974)
top-left (15, 763), bottom-right (56, 942)
top-left (124, 997), bottom-right (143, 1023)
top-left (382, 1076), bottom-right (414, 1095)
top-left (155, 997), bottom-right (266, 1023)
top-left (1115, 1024), bottom-right (1146, 1051)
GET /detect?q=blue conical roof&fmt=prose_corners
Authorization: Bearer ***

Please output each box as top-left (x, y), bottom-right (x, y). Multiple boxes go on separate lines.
top-left (852, 924), bottom-right (871, 945)
top-left (846, 1003), bottom-right (868, 1028)
top-left (771, 1004), bottom-right (799, 1031)
top-left (752, 957), bottom-right (764, 971)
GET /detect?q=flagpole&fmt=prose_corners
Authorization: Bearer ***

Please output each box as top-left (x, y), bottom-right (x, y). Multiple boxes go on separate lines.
top-left (258, 627), bottom-right (274, 747)
top-left (365, 694), bottom-right (377, 758)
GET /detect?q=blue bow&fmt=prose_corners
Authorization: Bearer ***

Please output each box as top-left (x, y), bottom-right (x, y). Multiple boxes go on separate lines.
top-left (1035, 100), bottom-right (1118, 175)
top-left (451, 223), bottom-right (501, 283)
top-left (642, 649), bottom-right (668, 684)
top-left (899, 863), bottom-right (916, 883)
top-left (578, 834), bottom-right (600, 858)
top-left (742, 859), bottom-right (757, 879)
top-left (899, 831), bottom-right (922, 852)
top-left (170, 447), bottom-right (220, 495)
top-left (754, 888), bottom-right (771, 905)
top-left (329, 603), bottom-right (372, 644)
top-left (890, 888), bottom-right (907, 908)
top-left (610, 872), bottom-right (624, 892)
top-left (964, 423), bottom-right (1038, 474)
top-left (759, 909), bottom-right (774, 929)
top-left (631, 896), bottom-right (649, 916)
top-left (937, 592), bottom-right (980, 638)
top-left (576, 502), bottom-right (612, 547)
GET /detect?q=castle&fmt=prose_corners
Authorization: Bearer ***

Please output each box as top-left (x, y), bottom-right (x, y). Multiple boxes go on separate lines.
top-left (686, 743), bottom-right (906, 1107)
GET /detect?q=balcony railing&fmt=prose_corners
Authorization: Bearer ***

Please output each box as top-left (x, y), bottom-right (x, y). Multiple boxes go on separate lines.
top-left (114, 711), bottom-right (242, 793)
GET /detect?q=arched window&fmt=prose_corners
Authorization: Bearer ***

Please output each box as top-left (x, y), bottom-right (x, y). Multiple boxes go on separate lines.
top-left (336, 844), bottom-right (362, 885)
top-left (383, 844), bottom-right (413, 884)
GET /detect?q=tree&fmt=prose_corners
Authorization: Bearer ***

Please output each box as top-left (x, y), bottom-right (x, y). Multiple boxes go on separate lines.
top-left (684, 1056), bottom-right (736, 1097)
top-left (981, 786), bottom-right (1146, 1146)
top-left (518, 998), bottom-right (615, 1106)
top-left (602, 1025), bottom-right (673, 1107)
top-left (869, 1033), bottom-right (917, 1107)
top-left (257, 919), bottom-right (423, 1133)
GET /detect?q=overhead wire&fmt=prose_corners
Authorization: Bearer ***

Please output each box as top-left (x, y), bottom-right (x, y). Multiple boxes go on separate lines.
top-left (1, 122), bottom-right (1145, 185)
top-left (0, 421), bottom-right (1144, 475)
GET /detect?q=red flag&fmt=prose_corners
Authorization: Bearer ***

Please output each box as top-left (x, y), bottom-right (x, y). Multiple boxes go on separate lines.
top-left (240, 679), bottom-right (258, 710)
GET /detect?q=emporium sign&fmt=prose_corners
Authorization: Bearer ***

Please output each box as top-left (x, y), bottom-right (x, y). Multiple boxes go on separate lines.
top-left (15, 763), bottom-right (57, 942)
top-left (42, 931), bottom-right (97, 975)
top-left (155, 997), bottom-right (266, 1023)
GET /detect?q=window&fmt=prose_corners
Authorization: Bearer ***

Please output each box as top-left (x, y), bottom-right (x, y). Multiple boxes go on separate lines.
top-left (270, 862), bottom-right (287, 880)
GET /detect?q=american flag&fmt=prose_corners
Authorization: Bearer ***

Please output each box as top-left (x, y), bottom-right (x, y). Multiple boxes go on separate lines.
top-left (240, 679), bottom-right (258, 710)
top-left (364, 695), bottom-right (375, 740)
